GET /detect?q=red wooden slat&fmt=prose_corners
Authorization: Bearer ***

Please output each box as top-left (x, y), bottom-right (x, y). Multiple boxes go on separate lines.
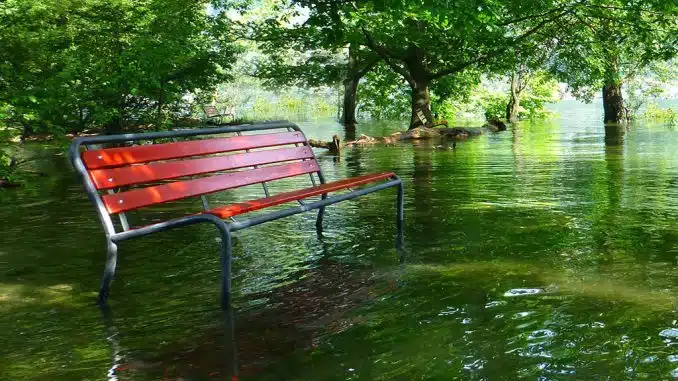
top-left (102, 161), bottom-right (320, 214)
top-left (206, 172), bottom-right (396, 219)
top-left (89, 146), bottom-right (314, 190)
top-left (82, 131), bottom-right (307, 169)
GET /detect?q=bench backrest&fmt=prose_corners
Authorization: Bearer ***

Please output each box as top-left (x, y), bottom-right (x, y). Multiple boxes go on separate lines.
top-left (70, 122), bottom-right (322, 234)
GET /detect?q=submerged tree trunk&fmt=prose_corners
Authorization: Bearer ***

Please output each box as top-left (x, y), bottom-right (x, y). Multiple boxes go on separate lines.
top-left (341, 44), bottom-right (377, 125)
top-left (343, 78), bottom-right (358, 125)
top-left (506, 73), bottom-right (521, 124)
top-left (602, 82), bottom-right (625, 124)
top-left (342, 45), bottom-right (359, 125)
top-left (602, 59), bottom-right (625, 124)
top-left (404, 47), bottom-right (433, 130)
top-left (104, 114), bottom-right (123, 135)
top-left (409, 79), bottom-right (433, 129)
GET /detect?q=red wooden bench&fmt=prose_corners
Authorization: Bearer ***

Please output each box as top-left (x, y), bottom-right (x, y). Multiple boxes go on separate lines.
top-left (69, 121), bottom-right (404, 308)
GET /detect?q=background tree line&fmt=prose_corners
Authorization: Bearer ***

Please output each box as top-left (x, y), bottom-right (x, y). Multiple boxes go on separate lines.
top-left (1, 0), bottom-right (677, 184)
top-left (252, 0), bottom-right (676, 128)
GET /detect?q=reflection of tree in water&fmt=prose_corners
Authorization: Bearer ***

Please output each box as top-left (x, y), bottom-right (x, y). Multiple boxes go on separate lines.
top-left (412, 145), bottom-right (434, 210)
top-left (604, 125), bottom-right (625, 207)
top-left (344, 123), bottom-right (357, 142)
top-left (344, 143), bottom-right (364, 179)
top-left (409, 145), bottom-right (453, 249)
top-left (591, 125), bottom-right (626, 264)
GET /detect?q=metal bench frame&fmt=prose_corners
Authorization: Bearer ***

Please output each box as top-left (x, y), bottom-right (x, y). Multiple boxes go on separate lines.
top-left (69, 121), bottom-right (404, 309)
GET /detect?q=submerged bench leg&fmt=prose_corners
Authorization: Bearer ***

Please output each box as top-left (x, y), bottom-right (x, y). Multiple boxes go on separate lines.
top-left (396, 182), bottom-right (405, 249)
top-left (220, 228), bottom-right (233, 310)
top-left (315, 206), bottom-right (325, 236)
top-left (98, 241), bottom-right (118, 305)
top-left (316, 193), bottom-right (327, 236)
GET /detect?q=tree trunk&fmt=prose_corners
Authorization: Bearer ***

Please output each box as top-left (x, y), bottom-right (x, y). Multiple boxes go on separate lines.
top-left (408, 77), bottom-right (432, 130)
top-left (602, 59), bottom-right (625, 124)
top-left (506, 74), bottom-right (521, 124)
top-left (344, 123), bottom-right (357, 141)
top-left (105, 114), bottom-right (123, 135)
top-left (404, 47), bottom-right (433, 130)
top-left (602, 82), bottom-right (625, 124)
top-left (343, 79), bottom-right (358, 125)
top-left (341, 44), bottom-right (374, 125)
top-left (336, 85), bottom-right (342, 121)
top-left (342, 44), bottom-right (359, 125)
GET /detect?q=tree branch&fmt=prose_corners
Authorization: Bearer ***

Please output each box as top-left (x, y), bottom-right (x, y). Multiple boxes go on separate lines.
top-left (498, 4), bottom-right (570, 26)
top-left (356, 56), bottom-right (379, 79)
top-left (361, 26), bottom-right (414, 86)
top-left (431, 9), bottom-right (572, 79)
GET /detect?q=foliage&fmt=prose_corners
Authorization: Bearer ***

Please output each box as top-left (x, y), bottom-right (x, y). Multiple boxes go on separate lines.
top-left (642, 104), bottom-right (677, 127)
top-left (625, 61), bottom-right (678, 119)
top-left (436, 74), bottom-right (557, 124)
top-left (0, 128), bottom-right (20, 183)
top-left (356, 63), bottom-right (486, 122)
top-left (357, 64), bottom-right (410, 120)
top-left (518, 72), bottom-right (559, 120)
top-left (548, 1), bottom-right (677, 102)
top-left (273, 0), bottom-right (575, 128)
top-left (211, 76), bottom-right (338, 121)
top-left (482, 94), bottom-right (511, 121)
top-left (0, 0), bottom-right (239, 135)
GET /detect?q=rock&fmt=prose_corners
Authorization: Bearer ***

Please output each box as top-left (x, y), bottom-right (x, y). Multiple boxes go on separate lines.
top-left (484, 118), bottom-right (507, 132)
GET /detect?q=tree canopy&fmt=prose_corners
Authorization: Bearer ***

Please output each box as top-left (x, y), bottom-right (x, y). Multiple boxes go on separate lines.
top-left (548, 0), bottom-right (677, 122)
top-left (0, 0), bottom-right (239, 134)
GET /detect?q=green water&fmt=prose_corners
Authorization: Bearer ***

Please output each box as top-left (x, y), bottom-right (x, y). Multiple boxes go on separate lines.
top-left (2, 100), bottom-right (678, 380)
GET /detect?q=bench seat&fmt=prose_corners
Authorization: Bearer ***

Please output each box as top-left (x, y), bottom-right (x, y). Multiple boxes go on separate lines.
top-left (206, 172), bottom-right (395, 219)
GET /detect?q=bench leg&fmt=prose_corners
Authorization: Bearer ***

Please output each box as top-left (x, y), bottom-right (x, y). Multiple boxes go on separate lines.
top-left (220, 229), bottom-right (233, 310)
top-left (316, 193), bottom-right (327, 237)
top-left (396, 182), bottom-right (404, 249)
top-left (315, 206), bottom-right (325, 236)
top-left (98, 241), bottom-right (118, 305)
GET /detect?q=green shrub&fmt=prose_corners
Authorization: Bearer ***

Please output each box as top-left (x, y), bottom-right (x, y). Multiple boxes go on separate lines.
top-left (643, 103), bottom-right (676, 126)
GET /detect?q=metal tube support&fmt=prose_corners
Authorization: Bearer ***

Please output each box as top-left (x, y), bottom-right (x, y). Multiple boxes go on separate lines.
top-left (228, 179), bottom-right (401, 232)
top-left (223, 308), bottom-right (239, 379)
top-left (396, 181), bottom-right (405, 249)
top-left (315, 199), bottom-right (326, 237)
top-left (99, 241), bottom-right (119, 305)
top-left (315, 171), bottom-right (327, 237)
top-left (219, 227), bottom-right (233, 310)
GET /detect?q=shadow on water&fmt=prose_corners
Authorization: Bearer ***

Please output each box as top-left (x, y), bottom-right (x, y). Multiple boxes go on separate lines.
top-left (97, 251), bottom-right (405, 380)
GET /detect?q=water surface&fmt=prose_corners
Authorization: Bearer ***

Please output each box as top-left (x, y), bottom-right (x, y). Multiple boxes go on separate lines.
top-left (2, 100), bottom-right (678, 380)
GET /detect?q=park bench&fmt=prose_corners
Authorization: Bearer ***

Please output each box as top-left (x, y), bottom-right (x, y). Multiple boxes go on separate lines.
top-left (203, 105), bottom-right (234, 124)
top-left (69, 121), bottom-right (404, 309)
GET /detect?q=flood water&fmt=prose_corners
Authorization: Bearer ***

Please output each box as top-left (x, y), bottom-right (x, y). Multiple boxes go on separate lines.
top-left (2, 100), bottom-right (678, 380)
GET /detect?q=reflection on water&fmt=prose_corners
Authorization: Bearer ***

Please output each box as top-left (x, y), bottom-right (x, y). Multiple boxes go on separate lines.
top-left (3, 100), bottom-right (678, 379)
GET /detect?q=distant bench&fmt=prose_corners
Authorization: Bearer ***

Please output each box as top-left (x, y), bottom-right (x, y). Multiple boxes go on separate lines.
top-left (69, 121), bottom-right (404, 309)
top-left (203, 105), bottom-right (234, 124)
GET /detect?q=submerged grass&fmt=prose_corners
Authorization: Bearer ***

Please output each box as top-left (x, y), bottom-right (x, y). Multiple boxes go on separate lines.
top-left (406, 261), bottom-right (678, 312)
